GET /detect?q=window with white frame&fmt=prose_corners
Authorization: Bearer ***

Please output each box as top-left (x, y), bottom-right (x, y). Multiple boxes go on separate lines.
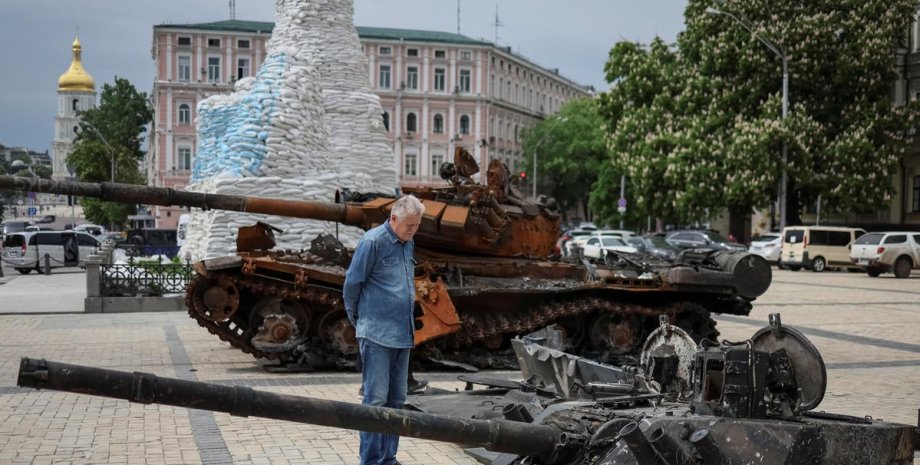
top-left (207, 38), bottom-right (221, 47)
top-left (177, 56), bottom-right (191, 82)
top-left (405, 152), bottom-right (418, 176)
top-left (178, 104), bottom-right (191, 125)
top-left (379, 64), bottom-right (391, 89)
top-left (431, 152), bottom-right (444, 176)
top-left (177, 36), bottom-right (191, 46)
top-left (207, 56), bottom-right (221, 82)
top-left (433, 114), bottom-right (444, 133)
top-left (379, 46), bottom-right (392, 55)
top-left (460, 50), bottom-right (471, 61)
top-left (434, 50), bottom-right (446, 59)
top-left (459, 69), bottom-right (471, 93)
top-left (237, 39), bottom-right (250, 49)
top-left (178, 147), bottom-right (193, 171)
top-left (237, 57), bottom-right (250, 80)
top-left (460, 115), bottom-right (470, 134)
top-left (407, 48), bottom-right (419, 57)
top-left (406, 66), bottom-right (418, 90)
top-left (406, 112), bottom-right (417, 132)
top-left (434, 68), bottom-right (446, 91)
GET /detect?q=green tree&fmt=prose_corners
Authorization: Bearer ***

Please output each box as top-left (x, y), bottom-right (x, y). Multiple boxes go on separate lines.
top-left (521, 98), bottom-right (609, 222)
top-left (69, 77), bottom-right (152, 227)
top-left (597, 0), bottom-right (920, 228)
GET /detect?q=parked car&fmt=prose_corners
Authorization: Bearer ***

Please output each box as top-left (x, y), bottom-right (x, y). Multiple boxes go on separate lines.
top-left (626, 234), bottom-right (679, 262)
top-left (557, 229), bottom-right (593, 256)
top-left (749, 233), bottom-right (783, 266)
top-left (566, 229), bottom-right (637, 257)
top-left (580, 235), bottom-right (638, 259)
top-left (73, 224), bottom-right (107, 237)
top-left (850, 231), bottom-right (920, 278)
top-left (1, 230), bottom-right (101, 274)
top-left (665, 230), bottom-right (747, 252)
top-left (780, 226), bottom-right (865, 272)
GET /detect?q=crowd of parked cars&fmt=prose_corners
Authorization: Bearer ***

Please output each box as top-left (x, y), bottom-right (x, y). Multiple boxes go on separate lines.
top-left (556, 222), bottom-right (919, 279)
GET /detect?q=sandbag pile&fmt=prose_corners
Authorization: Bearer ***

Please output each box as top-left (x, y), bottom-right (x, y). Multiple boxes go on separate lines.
top-left (181, 0), bottom-right (397, 260)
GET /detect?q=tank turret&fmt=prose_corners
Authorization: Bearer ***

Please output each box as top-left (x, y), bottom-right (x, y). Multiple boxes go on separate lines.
top-left (16, 315), bottom-right (920, 464)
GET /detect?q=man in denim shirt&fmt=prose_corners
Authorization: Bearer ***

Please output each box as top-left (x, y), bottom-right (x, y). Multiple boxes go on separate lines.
top-left (344, 195), bottom-right (425, 465)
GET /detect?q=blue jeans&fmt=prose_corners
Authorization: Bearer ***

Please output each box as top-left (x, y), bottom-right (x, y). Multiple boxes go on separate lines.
top-left (359, 338), bottom-right (410, 465)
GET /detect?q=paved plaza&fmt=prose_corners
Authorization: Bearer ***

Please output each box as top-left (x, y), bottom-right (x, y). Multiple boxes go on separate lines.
top-left (0, 267), bottom-right (918, 464)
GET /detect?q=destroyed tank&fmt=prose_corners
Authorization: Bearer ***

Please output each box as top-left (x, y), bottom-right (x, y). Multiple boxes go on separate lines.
top-left (17, 314), bottom-right (920, 464)
top-left (0, 149), bottom-right (771, 369)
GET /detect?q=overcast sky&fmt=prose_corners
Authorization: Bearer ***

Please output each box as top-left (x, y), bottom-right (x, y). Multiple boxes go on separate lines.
top-left (0, 0), bottom-right (687, 153)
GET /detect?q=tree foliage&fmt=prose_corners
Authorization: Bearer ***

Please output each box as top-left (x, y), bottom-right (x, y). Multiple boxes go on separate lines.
top-left (68, 77), bottom-right (152, 227)
top-left (520, 98), bottom-right (610, 222)
top-left (596, 0), bottom-right (920, 227)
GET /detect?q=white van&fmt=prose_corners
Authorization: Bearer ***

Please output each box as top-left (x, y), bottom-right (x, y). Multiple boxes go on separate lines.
top-left (1, 231), bottom-right (101, 274)
top-left (780, 226), bottom-right (866, 272)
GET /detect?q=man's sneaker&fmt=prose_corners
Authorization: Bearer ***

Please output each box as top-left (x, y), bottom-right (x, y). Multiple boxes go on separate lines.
top-left (407, 378), bottom-right (428, 394)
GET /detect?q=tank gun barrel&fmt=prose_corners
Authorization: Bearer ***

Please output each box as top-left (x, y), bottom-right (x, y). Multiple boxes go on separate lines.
top-left (17, 357), bottom-right (564, 459)
top-left (0, 176), bottom-right (367, 226)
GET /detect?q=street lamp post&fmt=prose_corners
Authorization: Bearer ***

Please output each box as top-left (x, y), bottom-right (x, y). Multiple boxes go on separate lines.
top-left (705, 7), bottom-right (789, 231)
top-left (82, 122), bottom-right (116, 183)
top-left (532, 116), bottom-right (567, 199)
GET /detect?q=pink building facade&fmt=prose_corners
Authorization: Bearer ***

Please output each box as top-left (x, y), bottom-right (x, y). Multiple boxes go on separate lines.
top-left (150, 21), bottom-right (591, 228)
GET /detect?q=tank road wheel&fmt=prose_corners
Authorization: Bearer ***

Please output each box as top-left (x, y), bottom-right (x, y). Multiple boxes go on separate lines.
top-left (317, 310), bottom-right (358, 356)
top-left (587, 313), bottom-right (644, 354)
top-left (249, 297), bottom-right (310, 354)
top-left (189, 275), bottom-right (241, 322)
top-left (673, 304), bottom-right (720, 345)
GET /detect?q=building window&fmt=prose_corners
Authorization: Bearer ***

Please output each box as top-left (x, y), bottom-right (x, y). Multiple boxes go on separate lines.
top-left (178, 147), bottom-right (192, 171)
top-left (433, 114), bottom-right (444, 133)
top-left (406, 112), bottom-right (417, 132)
top-left (434, 68), bottom-right (446, 92)
top-left (178, 55), bottom-right (191, 81)
top-left (382, 111), bottom-right (389, 132)
top-left (379, 46), bottom-right (392, 55)
top-left (434, 50), bottom-right (446, 59)
top-left (405, 152), bottom-right (417, 176)
top-left (379, 64), bottom-right (391, 89)
top-left (177, 36), bottom-right (191, 46)
top-left (914, 175), bottom-right (920, 212)
top-left (207, 56), bottom-right (221, 82)
top-left (237, 39), bottom-right (250, 49)
top-left (431, 152), bottom-right (444, 176)
top-left (459, 69), bottom-right (471, 93)
top-left (406, 66), bottom-right (418, 90)
top-left (178, 104), bottom-right (191, 125)
top-left (407, 48), bottom-right (419, 57)
top-left (72, 99), bottom-right (79, 112)
top-left (460, 115), bottom-right (470, 134)
top-left (460, 50), bottom-right (471, 61)
top-left (237, 57), bottom-right (250, 80)
top-left (207, 38), bottom-right (221, 48)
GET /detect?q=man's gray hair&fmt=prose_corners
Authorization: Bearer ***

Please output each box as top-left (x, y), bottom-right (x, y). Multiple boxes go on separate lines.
top-left (390, 195), bottom-right (425, 219)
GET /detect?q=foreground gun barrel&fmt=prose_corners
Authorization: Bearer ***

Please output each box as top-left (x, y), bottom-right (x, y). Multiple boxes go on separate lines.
top-left (0, 176), bottom-right (366, 226)
top-left (17, 357), bottom-right (561, 458)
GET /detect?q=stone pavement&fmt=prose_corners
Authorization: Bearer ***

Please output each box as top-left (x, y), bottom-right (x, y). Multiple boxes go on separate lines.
top-left (0, 268), bottom-right (917, 464)
top-left (0, 265), bottom-right (87, 314)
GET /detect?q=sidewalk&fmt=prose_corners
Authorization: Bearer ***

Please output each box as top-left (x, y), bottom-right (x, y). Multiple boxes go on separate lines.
top-left (0, 267), bottom-right (87, 313)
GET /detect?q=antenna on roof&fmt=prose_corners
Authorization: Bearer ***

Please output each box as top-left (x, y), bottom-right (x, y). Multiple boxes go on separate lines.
top-left (457, 0), bottom-right (461, 34)
top-left (493, 4), bottom-right (504, 44)
top-left (229, 0), bottom-right (236, 20)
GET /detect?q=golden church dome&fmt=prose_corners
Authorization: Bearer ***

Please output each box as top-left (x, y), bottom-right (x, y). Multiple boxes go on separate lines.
top-left (58, 36), bottom-right (95, 92)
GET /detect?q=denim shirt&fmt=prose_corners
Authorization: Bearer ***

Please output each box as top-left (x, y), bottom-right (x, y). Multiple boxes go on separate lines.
top-left (343, 221), bottom-right (416, 349)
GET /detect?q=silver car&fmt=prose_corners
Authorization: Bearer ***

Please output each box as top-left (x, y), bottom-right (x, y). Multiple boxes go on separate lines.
top-left (749, 234), bottom-right (782, 265)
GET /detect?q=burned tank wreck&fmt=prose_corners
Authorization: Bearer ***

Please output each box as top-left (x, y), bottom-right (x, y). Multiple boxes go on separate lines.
top-left (0, 150), bottom-right (771, 369)
top-left (16, 314), bottom-right (920, 464)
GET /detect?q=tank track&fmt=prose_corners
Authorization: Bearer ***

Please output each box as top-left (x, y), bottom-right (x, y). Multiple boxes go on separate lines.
top-left (186, 272), bottom-right (719, 367)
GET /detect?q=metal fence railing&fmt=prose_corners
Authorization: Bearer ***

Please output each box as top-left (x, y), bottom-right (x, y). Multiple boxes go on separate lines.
top-left (100, 255), bottom-right (194, 297)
